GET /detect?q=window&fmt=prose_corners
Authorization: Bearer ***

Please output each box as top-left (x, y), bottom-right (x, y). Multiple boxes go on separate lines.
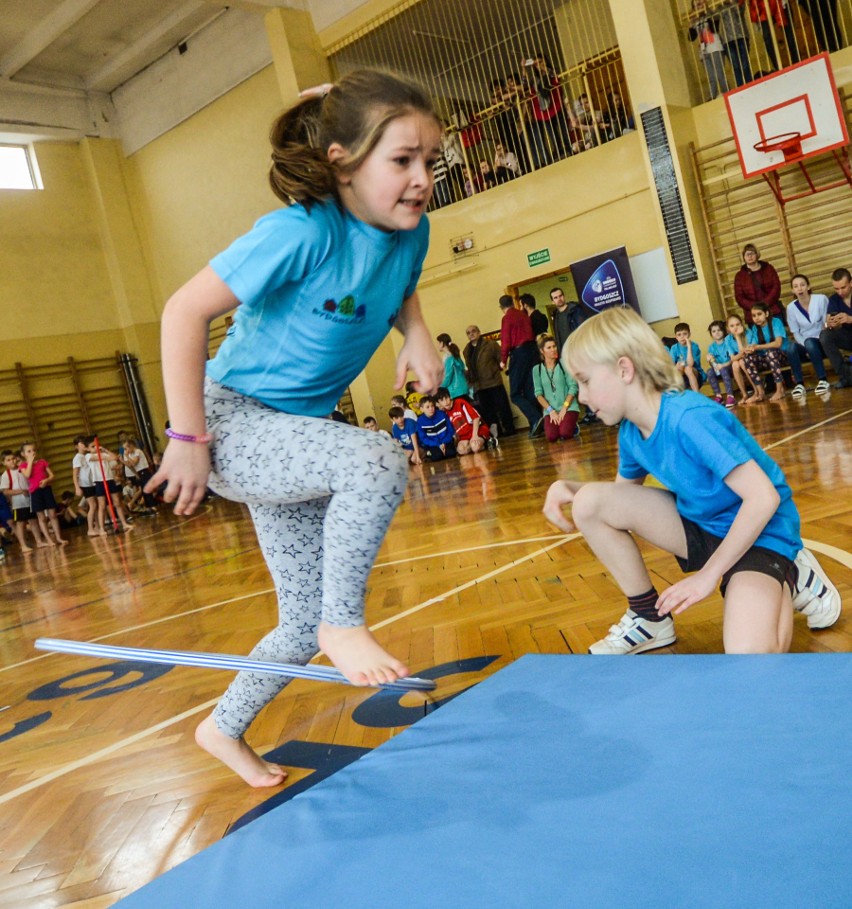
top-left (0, 144), bottom-right (39, 190)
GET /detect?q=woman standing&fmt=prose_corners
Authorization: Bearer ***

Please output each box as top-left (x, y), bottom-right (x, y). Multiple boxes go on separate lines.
top-left (436, 333), bottom-right (470, 400)
top-left (733, 243), bottom-right (784, 325)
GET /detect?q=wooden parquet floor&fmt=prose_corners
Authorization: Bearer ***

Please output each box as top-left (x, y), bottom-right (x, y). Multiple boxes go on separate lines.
top-left (1, 394), bottom-right (851, 907)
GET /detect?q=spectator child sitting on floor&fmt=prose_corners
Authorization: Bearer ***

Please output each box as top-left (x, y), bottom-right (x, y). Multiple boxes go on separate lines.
top-left (390, 394), bottom-right (418, 423)
top-left (404, 381), bottom-right (424, 415)
top-left (362, 416), bottom-right (391, 437)
top-left (706, 320), bottom-right (737, 407)
top-left (435, 386), bottom-right (491, 454)
top-left (725, 313), bottom-right (757, 403)
top-left (743, 302), bottom-right (805, 404)
top-left (669, 322), bottom-right (705, 392)
top-left (389, 406), bottom-right (422, 465)
top-left (416, 395), bottom-right (457, 460)
top-left (57, 491), bottom-right (86, 527)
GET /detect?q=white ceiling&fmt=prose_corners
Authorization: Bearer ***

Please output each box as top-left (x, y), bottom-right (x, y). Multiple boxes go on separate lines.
top-left (0, 0), bottom-right (364, 142)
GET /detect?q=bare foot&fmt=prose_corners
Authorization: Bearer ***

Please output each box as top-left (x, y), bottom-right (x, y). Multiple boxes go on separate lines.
top-left (769, 390), bottom-right (785, 402)
top-left (57, 538), bottom-right (69, 545)
top-left (21, 546), bottom-right (33, 553)
top-left (37, 540), bottom-right (53, 548)
top-left (87, 531), bottom-right (100, 537)
top-left (122, 524), bottom-right (134, 532)
top-left (318, 621), bottom-right (409, 687)
top-left (195, 714), bottom-right (287, 788)
top-left (744, 392), bottom-right (764, 405)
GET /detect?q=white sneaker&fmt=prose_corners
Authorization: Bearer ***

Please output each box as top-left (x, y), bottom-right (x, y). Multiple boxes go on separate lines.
top-left (793, 548), bottom-right (842, 629)
top-left (589, 609), bottom-right (676, 654)
top-left (791, 384), bottom-right (806, 398)
top-left (814, 379), bottom-right (831, 394)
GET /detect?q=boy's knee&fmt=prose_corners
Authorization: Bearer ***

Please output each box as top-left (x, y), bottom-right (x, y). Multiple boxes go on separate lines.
top-left (571, 482), bottom-right (609, 528)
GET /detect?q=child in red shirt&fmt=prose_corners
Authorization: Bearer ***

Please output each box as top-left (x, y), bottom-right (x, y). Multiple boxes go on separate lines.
top-left (436, 387), bottom-right (492, 454)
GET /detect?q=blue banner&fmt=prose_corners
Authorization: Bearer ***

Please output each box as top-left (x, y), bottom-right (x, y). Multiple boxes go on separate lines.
top-left (570, 247), bottom-right (639, 315)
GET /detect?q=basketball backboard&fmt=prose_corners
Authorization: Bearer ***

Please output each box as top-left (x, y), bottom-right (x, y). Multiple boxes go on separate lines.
top-left (725, 54), bottom-right (849, 179)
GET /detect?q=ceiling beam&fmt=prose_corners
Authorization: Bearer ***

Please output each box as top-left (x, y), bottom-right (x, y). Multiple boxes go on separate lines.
top-left (85, 1), bottom-right (209, 92)
top-left (0, 0), bottom-right (103, 79)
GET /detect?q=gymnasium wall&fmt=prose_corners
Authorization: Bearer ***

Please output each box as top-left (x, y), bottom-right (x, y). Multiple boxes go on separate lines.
top-left (0, 142), bottom-right (125, 358)
top-left (2, 3), bottom-right (851, 434)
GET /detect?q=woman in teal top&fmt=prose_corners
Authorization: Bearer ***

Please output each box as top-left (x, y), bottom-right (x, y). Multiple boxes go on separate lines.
top-left (533, 334), bottom-right (580, 442)
top-left (436, 333), bottom-right (470, 400)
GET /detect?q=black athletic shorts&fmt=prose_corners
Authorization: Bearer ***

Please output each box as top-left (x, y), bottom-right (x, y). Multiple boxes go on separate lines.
top-left (677, 516), bottom-right (796, 596)
top-left (12, 506), bottom-right (33, 522)
top-left (80, 485), bottom-right (96, 499)
top-left (30, 486), bottom-right (57, 514)
top-left (95, 480), bottom-right (119, 498)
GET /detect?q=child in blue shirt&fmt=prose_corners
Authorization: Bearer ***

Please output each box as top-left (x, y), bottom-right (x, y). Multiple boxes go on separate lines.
top-left (743, 302), bottom-right (806, 402)
top-left (725, 313), bottom-right (756, 403)
top-left (389, 406), bottom-right (422, 464)
top-left (668, 322), bottom-right (705, 393)
top-left (146, 70), bottom-right (445, 788)
top-left (705, 320), bottom-right (736, 407)
top-left (417, 396), bottom-right (457, 460)
top-left (543, 306), bottom-right (840, 655)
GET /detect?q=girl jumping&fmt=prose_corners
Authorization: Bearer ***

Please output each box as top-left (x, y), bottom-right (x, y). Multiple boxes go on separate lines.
top-left (147, 70), bottom-right (444, 787)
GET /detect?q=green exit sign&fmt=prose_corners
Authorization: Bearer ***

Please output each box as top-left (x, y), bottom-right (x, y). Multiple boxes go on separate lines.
top-left (527, 248), bottom-right (551, 267)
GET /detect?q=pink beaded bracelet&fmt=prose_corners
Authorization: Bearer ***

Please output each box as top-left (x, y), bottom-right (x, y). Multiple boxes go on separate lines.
top-left (165, 427), bottom-right (213, 444)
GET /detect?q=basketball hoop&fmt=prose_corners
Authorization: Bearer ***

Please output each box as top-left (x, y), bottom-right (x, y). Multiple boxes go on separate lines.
top-left (753, 132), bottom-right (803, 164)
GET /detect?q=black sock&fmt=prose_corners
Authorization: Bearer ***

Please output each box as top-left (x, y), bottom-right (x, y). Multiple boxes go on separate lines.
top-left (627, 588), bottom-right (664, 622)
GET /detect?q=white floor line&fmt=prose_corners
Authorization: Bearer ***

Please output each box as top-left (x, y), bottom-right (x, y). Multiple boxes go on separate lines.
top-left (1, 534), bottom-right (568, 674)
top-left (0, 698), bottom-right (219, 807)
top-left (763, 407), bottom-right (852, 452)
top-left (802, 538), bottom-right (852, 571)
top-left (0, 588), bottom-right (274, 675)
top-left (373, 534), bottom-right (571, 568)
top-left (370, 535), bottom-right (577, 630)
top-left (0, 534), bottom-right (576, 805)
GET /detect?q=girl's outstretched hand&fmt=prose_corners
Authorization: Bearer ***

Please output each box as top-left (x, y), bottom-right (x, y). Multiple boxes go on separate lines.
top-left (542, 480), bottom-right (577, 533)
top-left (145, 442), bottom-right (211, 516)
top-left (395, 327), bottom-right (444, 394)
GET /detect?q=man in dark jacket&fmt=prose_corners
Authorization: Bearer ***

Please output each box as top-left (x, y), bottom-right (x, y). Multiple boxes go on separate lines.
top-left (463, 325), bottom-right (516, 436)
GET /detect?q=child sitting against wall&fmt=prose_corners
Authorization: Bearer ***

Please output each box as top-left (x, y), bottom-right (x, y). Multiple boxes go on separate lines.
top-left (416, 395), bottom-right (456, 461)
top-left (435, 386), bottom-right (492, 454)
top-left (389, 406), bottom-right (422, 465)
top-left (668, 322), bottom-right (706, 393)
top-left (706, 320), bottom-right (737, 408)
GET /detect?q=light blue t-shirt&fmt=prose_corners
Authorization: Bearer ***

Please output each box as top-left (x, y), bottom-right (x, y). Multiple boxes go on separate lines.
top-left (707, 339), bottom-right (731, 365)
top-left (207, 200), bottom-right (430, 417)
top-left (618, 390), bottom-right (801, 560)
top-left (669, 340), bottom-right (706, 382)
top-left (724, 327), bottom-right (756, 357)
top-left (751, 317), bottom-right (787, 345)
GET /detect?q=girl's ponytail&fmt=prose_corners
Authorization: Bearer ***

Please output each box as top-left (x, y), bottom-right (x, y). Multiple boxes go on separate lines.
top-left (268, 96), bottom-right (338, 208)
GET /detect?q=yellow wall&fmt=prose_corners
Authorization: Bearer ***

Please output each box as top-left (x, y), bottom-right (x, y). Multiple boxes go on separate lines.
top-left (0, 142), bottom-right (119, 352)
top-left (128, 64), bottom-right (286, 303)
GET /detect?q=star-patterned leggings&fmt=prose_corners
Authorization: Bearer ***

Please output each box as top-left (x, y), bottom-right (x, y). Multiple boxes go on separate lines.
top-left (203, 378), bottom-right (408, 738)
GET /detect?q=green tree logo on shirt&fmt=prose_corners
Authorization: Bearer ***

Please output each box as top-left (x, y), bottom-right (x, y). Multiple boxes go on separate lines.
top-left (338, 295), bottom-right (356, 316)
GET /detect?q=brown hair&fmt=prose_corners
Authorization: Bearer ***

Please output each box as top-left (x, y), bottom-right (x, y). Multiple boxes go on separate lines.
top-left (269, 69), bottom-right (438, 209)
top-left (436, 332), bottom-right (461, 359)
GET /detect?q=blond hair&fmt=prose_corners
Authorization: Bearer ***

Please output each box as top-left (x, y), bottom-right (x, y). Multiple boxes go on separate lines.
top-left (562, 306), bottom-right (681, 393)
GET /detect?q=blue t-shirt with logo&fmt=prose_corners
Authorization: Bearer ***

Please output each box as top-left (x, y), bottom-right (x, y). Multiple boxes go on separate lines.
top-left (618, 390), bottom-right (800, 560)
top-left (391, 418), bottom-right (418, 450)
top-left (207, 200), bottom-right (429, 417)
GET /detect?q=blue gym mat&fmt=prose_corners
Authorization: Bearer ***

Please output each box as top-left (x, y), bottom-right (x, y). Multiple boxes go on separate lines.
top-left (117, 654), bottom-right (852, 908)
